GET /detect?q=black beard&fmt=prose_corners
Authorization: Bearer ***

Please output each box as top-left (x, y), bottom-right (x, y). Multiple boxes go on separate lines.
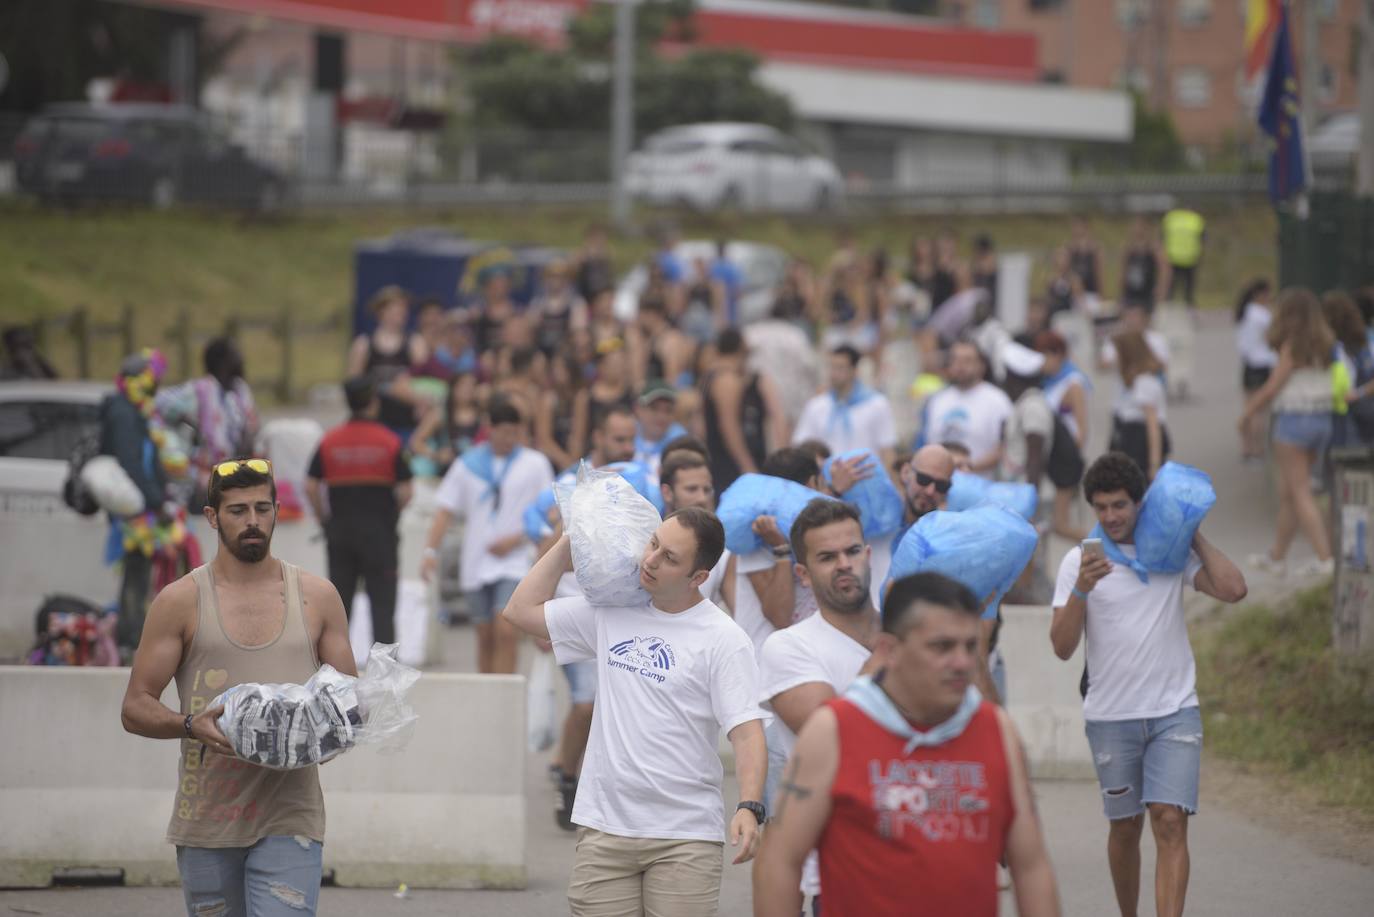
top-left (220, 526), bottom-right (270, 563)
top-left (815, 577), bottom-right (870, 616)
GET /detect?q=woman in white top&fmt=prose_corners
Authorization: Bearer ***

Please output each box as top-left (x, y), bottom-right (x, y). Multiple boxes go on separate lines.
top-left (1234, 279), bottom-right (1278, 460)
top-left (1109, 330), bottom-right (1169, 481)
top-left (1238, 288), bottom-right (1334, 578)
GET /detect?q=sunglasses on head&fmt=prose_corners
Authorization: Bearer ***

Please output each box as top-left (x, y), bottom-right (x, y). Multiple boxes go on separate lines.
top-left (915, 471), bottom-right (952, 494)
top-left (213, 458), bottom-right (273, 479)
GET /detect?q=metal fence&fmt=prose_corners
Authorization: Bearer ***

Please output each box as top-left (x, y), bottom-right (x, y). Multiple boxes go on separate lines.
top-left (0, 108), bottom-right (1354, 214)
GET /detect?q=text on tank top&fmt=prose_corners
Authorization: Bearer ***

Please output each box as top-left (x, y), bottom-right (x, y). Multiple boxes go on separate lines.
top-left (167, 561), bottom-right (326, 848)
top-left (819, 697), bottom-right (1013, 917)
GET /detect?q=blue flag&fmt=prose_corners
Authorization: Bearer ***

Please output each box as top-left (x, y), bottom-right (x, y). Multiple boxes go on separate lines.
top-left (1256, 4), bottom-right (1306, 205)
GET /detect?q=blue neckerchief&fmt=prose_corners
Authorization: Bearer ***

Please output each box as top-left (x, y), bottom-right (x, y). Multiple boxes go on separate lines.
top-left (636, 422), bottom-right (687, 461)
top-left (462, 443), bottom-right (521, 514)
top-left (1089, 523), bottom-right (1149, 583)
top-left (1043, 360), bottom-right (1092, 394)
top-left (829, 383), bottom-right (877, 436)
top-left (844, 674), bottom-right (982, 755)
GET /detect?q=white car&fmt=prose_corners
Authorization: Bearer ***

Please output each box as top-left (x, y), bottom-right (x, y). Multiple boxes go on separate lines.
top-left (624, 123), bottom-right (842, 212)
top-left (612, 239), bottom-right (788, 326)
top-left (0, 380), bottom-right (114, 660)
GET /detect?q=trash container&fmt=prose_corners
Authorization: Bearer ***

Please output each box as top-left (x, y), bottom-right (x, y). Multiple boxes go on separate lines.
top-left (1330, 446), bottom-right (1374, 655)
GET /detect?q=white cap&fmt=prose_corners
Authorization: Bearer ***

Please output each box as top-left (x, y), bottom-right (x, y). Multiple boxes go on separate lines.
top-left (1000, 341), bottom-right (1046, 378)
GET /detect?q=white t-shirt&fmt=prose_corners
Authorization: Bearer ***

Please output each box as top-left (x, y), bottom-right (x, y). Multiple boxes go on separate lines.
top-left (734, 548), bottom-right (818, 657)
top-left (545, 594), bottom-right (767, 841)
top-left (1235, 303), bottom-right (1278, 369)
top-left (1101, 331), bottom-right (1171, 369)
top-left (1113, 374), bottom-right (1168, 424)
top-left (1002, 389), bottom-right (1055, 483)
top-left (434, 448), bottom-right (554, 591)
top-left (868, 533), bottom-right (895, 609)
top-left (759, 612), bottom-right (871, 897)
top-left (922, 382), bottom-right (1013, 472)
top-left (791, 391), bottom-right (897, 457)
top-left (1053, 545), bottom-right (1203, 721)
top-left (702, 549), bottom-right (732, 609)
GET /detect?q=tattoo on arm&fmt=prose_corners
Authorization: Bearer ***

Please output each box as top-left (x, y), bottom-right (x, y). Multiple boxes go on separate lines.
top-left (772, 755), bottom-right (813, 825)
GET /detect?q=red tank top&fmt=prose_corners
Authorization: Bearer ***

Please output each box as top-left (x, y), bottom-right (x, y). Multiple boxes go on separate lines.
top-left (818, 697), bottom-right (1014, 917)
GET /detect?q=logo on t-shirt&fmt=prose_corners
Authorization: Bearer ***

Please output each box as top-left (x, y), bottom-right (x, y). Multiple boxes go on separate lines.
top-left (608, 635), bottom-right (676, 684)
top-left (868, 759), bottom-right (991, 843)
top-left (936, 407), bottom-right (970, 444)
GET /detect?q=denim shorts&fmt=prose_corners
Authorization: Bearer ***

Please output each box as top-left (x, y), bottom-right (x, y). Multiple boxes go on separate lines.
top-left (177, 835), bottom-right (322, 916)
top-left (465, 578), bottom-right (520, 624)
top-left (562, 659), bottom-right (597, 705)
top-left (1084, 705), bottom-right (1203, 820)
top-left (1273, 411), bottom-right (1332, 453)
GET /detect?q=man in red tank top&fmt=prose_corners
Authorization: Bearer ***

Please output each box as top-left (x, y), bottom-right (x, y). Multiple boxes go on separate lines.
top-left (754, 572), bottom-right (1061, 917)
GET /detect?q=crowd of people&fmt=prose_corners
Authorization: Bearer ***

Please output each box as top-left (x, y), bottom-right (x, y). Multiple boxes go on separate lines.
top-left (28, 208), bottom-right (1364, 917)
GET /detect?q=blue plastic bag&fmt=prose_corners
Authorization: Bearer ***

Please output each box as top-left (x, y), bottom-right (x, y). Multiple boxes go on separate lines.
top-left (522, 486), bottom-right (560, 543)
top-left (946, 471), bottom-right (1038, 521)
top-left (822, 449), bottom-right (904, 539)
top-left (884, 504), bottom-right (1039, 619)
top-left (717, 473), bottom-right (833, 556)
top-left (1134, 461), bottom-right (1216, 574)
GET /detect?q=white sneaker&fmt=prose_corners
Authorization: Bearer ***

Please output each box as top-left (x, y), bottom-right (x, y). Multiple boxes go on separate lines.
top-left (1294, 557), bottom-right (1335, 578)
top-left (1246, 553), bottom-right (1287, 577)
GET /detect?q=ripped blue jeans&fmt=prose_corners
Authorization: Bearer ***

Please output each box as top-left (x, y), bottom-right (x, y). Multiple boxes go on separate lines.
top-left (1084, 705), bottom-right (1202, 820)
top-left (177, 836), bottom-right (322, 916)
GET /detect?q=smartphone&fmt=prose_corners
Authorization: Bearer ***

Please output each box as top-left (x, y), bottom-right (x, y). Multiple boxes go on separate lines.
top-left (1081, 538), bottom-right (1105, 560)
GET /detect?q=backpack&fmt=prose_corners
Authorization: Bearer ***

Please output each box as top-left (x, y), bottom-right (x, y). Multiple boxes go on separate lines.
top-left (1046, 413), bottom-right (1085, 489)
top-left (62, 431), bottom-right (102, 516)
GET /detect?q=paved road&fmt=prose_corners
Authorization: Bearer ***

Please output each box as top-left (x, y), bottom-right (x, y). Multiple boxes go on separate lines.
top-left (6, 312), bottom-right (1372, 915)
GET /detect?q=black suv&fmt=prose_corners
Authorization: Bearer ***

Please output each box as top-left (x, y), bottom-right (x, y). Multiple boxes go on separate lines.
top-left (13, 103), bottom-right (289, 212)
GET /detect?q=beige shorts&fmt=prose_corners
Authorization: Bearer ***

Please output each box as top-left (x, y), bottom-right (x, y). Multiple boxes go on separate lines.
top-left (568, 827), bottom-right (724, 917)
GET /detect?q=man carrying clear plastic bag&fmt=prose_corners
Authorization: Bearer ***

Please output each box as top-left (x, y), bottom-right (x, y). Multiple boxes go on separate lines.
top-left (504, 506), bottom-right (769, 917)
top-left (121, 459), bottom-right (357, 917)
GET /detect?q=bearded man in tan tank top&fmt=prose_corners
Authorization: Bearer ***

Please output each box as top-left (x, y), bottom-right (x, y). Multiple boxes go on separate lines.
top-left (121, 459), bottom-right (356, 917)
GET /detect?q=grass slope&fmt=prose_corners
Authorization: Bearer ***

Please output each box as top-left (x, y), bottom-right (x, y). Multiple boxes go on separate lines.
top-left (1194, 584), bottom-right (1374, 817)
top-left (0, 200), bottom-right (1277, 396)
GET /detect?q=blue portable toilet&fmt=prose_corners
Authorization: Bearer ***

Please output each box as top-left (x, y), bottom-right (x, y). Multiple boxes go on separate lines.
top-left (352, 229), bottom-right (490, 336)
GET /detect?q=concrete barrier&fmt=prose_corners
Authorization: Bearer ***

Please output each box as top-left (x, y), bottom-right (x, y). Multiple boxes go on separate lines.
top-left (0, 666), bottom-right (527, 889)
top-left (997, 604), bottom-right (1094, 780)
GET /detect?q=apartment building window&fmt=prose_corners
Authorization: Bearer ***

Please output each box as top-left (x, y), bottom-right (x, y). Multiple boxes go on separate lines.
top-left (1029, 0), bottom-right (1066, 10)
top-left (1117, 67), bottom-right (1151, 93)
top-left (973, 0), bottom-right (1001, 28)
top-left (1116, 0), bottom-right (1147, 31)
top-left (1174, 68), bottom-right (1213, 108)
top-left (1317, 0), bottom-right (1338, 21)
top-left (1178, 0), bottom-right (1211, 27)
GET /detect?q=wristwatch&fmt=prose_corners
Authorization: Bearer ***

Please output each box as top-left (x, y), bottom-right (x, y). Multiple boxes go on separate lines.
top-left (737, 800), bottom-right (766, 824)
top-left (184, 713), bottom-right (195, 739)
top-left (771, 544), bottom-right (792, 559)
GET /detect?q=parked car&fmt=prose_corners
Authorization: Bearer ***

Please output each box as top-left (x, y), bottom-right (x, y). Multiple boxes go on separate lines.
top-left (12, 103), bottom-right (289, 212)
top-left (0, 381), bottom-right (114, 660)
top-left (624, 123), bottom-right (842, 212)
top-left (613, 239), bottom-right (788, 325)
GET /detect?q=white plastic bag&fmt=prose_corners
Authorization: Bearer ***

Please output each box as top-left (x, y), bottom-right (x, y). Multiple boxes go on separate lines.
top-left (527, 652), bottom-right (558, 753)
top-left (214, 642), bottom-right (420, 770)
top-left (81, 455), bottom-right (145, 516)
top-left (556, 462), bottom-right (661, 606)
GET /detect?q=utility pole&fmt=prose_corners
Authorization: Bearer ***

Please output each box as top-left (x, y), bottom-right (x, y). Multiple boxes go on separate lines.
top-left (609, 0), bottom-right (636, 231)
top-left (1359, 0), bottom-right (1374, 196)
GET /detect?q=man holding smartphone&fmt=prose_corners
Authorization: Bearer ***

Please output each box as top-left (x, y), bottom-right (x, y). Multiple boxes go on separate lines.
top-left (1049, 453), bottom-right (1246, 917)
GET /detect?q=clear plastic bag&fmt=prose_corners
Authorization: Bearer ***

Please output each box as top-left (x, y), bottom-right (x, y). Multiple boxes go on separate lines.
top-left (822, 449), bottom-right (904, 538)
top-left (946, 471), bottom-right (1038, 521)
top-left (884, 504), bottom-right (1039, 618)
top-left (214, 642), bottom-right (420, 770)
top-left (1134, 461), bottom-right (1216, 574)
top-left (717, 473), bottom-right (833, 556)
top-left (555, 462), bottom-right (661, 606)
top-left (526, 652), bottom-right (558, 753)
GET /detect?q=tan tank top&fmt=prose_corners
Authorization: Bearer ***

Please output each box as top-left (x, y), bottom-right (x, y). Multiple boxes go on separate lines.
top-left (166, 561), bottom-right (326, 848)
